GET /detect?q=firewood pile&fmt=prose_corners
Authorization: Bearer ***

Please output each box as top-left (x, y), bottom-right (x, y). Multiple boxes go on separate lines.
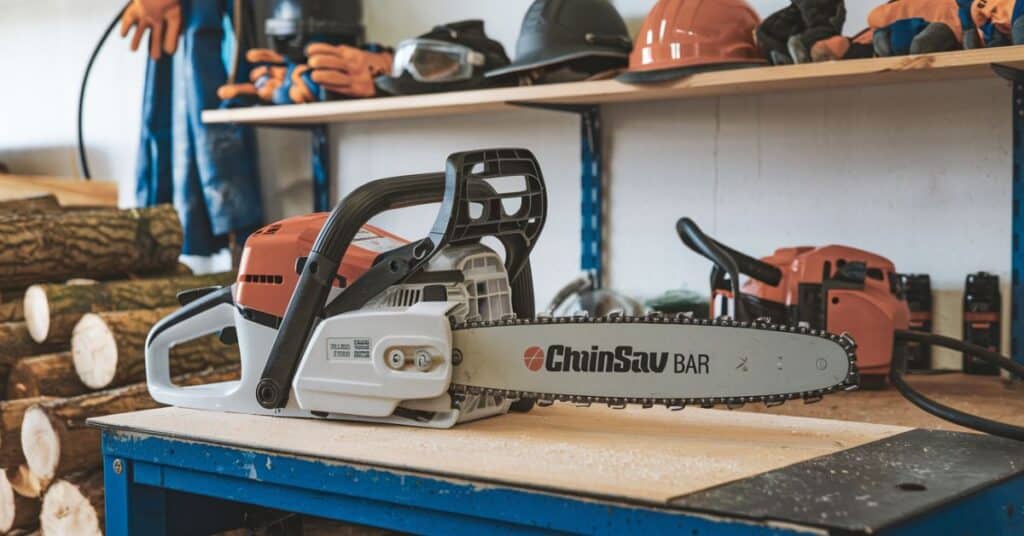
top-left (0, 196), bottom-right (239, 535)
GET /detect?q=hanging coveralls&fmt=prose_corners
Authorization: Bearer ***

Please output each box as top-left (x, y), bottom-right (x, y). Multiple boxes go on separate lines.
top-left (134, 0), bottom-right (263, 256)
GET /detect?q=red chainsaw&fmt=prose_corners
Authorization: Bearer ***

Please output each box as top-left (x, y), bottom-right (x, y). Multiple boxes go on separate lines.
top-left (678, 217), bottom-right (1024, 439)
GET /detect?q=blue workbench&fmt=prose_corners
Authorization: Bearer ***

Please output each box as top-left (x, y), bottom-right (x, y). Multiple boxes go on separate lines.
top-left (92, 405), bottom-right (1024, 535)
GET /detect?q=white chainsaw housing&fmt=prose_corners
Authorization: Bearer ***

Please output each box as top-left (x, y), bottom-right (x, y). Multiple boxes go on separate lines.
top-left (147, 243), bottom-right (514, 428)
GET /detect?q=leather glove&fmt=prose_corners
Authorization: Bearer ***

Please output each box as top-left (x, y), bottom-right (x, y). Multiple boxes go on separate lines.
top-left (281, 64), bottom-right (321, 104)
top-left (120, 0), bottom-right (182, 60)
top-left (757, 0), bottom-right (846, 64)
top-left (808, 31), bottom-right (874, 62)
top-left (966, 0), bottom-right (1021, 46)
top-left (757, 4), bottom-right (805, 65)
top-left (787, 0), bottom-right (847, 63)
top-left (868, 0), bottom-right (965, 55)
top-left (305, 43), bottom-right (394, 98)
top-left (218, 49), bottom-right (288, 104)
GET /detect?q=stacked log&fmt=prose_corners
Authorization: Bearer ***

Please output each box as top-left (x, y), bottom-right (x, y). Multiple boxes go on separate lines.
top-left (21, 366), bottom-right (240, 483)
top-left (7, 354), bottom-right (84, 400)
top-left (0, 398), bottom-right (54, 470)
top-left (0, 469), bottom-right (39, 534)
top-left (22, 272), bottom-right (235, 344)
top-left (0, 195), bottom-right (60, 213)
top-left (0, 325), bottom-right (65, 398)
top-left (71, 308), bottom-right (240, 390)
top-left (0, 204), bottom-right (182, 289)
top-left (0, 197), bottom-right (247, 533)
top-left (39, 470), bottom-right (103, 536)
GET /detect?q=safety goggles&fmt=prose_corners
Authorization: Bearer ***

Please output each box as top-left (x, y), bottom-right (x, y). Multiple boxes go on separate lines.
top-left (391, 38), bottom-right (486, 82)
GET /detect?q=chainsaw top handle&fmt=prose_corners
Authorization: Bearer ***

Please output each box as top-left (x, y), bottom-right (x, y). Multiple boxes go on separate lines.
top-left (676, 218), bottom-right (783, 288)
top-left (257, 148), bottom-right (547, 410)
top-left (676, 218), bottom-right (785, 321)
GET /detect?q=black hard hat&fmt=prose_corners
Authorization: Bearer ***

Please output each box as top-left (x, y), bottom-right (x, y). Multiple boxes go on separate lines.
top-left (486, 0), bottom-right (632, 79)
top-left (376, 20), bottom-right (513, 95)
top-left (266, 0), bottom-right (364, 61)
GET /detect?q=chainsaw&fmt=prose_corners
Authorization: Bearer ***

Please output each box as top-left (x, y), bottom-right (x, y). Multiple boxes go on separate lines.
top-left (678, 218), bottom-right (1024, 440)
top-left (678, 219), bottom-right (910, 387)
top-left (145, 148), bottom-right (858, 428)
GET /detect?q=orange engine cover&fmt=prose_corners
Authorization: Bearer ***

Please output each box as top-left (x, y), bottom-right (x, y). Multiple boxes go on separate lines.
top-left (743, 245), bottom-right (910, 377)
top-left (235, 214), bottom-right (409, 318)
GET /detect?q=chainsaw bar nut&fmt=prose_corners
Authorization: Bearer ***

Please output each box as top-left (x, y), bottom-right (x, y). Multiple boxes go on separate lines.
top-left (387, 349), bottom-right (407, 370)
top-left (414, 350), bottom-right (434, 371)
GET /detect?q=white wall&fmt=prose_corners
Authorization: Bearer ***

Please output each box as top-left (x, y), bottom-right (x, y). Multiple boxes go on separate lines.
top-left (0, 0), bottom-right (145, 199)
top-left (0, 0), bottom-right (1012, 368)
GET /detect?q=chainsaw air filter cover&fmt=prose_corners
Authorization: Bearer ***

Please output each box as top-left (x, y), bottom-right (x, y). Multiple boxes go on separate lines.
top-left (236, 216), bottom-right (408, 320)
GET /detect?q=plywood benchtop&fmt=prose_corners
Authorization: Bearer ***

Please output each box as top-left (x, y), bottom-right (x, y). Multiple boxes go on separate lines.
top-left (92, 405), bottom-right (907, 505)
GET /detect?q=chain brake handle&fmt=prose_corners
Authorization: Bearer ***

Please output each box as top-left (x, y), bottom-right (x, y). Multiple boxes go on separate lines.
top-left (256, 148), bottom-right (547, 409)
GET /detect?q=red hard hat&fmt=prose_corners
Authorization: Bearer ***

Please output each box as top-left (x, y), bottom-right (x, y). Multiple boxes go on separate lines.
top-left (618, 0), bottom-right (765, 83)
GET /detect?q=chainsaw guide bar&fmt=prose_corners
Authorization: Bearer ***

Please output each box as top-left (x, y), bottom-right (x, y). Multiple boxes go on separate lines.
top-left (449, 314), bottom-right (859, 410)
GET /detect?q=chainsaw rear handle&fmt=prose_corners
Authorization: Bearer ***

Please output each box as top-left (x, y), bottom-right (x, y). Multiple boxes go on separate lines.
top-left (146, 286), bottom-right (237, 406)
top-left (676, 218), bottom-right (783, 287)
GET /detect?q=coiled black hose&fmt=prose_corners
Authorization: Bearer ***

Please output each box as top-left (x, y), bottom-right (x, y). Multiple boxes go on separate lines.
top-left (892, 330), bottom-right (1024, 441)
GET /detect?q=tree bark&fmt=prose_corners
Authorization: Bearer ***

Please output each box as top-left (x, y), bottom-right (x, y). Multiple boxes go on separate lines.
top-left (0, 323), bottom-right (66, 398)
top-left (24, 272), bottom-right (235, 344)
top-left (0, 468), bottom-right (40, 533)
top-left (0, 204), bottom-right (182, 289)
top-left (0, 300), bottom-right (23, 324)
top-left (22, 366), bottom-right (239, 482)
top-left (0, 194), bottom-right (60, 212)
top-left (7, 353), bottom-right (85, 400)
top-left (71, 307), bottom-right (239, 390)
top-left (40, 469), bottom-right (104, 536)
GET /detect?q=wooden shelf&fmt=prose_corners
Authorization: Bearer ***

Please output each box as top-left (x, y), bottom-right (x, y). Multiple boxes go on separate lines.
top-left (203, 47), bottom-right (1024, 126)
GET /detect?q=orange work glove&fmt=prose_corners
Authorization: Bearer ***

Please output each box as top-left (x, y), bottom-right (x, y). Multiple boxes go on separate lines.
top-left (867, 0), bottom-right (965, 42)
top-left (809, 30), bottom-right (874, 62)
top-left (120, 0), bottom-right (182, 60)
top-left (973, 0), bottom-right (1013, 33)
top-left (305, 43), bottom-right (393, 98)
top-left (217, 49), bottom-right (288, 103)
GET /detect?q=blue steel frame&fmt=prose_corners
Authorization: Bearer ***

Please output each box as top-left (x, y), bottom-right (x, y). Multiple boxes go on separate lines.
top-left (993, 64), bottom-right (1024, 366)
top-left (310, 124), bottom-right (331, 213)
top-left (100, 430), bottom-right (1024, 535)
top-left (507, 102), bottom-right (604, 287)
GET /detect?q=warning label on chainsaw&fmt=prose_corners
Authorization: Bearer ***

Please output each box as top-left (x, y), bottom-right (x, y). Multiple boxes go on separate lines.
top-left (354, 229), bottom-right (404, 253)
top-left (327, 337), bottom-right (372, 362)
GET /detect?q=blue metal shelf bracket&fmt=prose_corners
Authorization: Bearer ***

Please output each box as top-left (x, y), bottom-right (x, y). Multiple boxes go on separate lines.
top-left (508, 102), bottom-right (605, 287)
top-left (993, 63), bottom-right (1024, 366)
top-left (311, 124), bottom-right (331, 212)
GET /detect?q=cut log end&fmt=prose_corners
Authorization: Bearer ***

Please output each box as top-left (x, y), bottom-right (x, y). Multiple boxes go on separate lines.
top-left (41, 479), bottom-right (102, 536)
top-left (9, 465), bottom-right (44, 499)
top-left (23, 285), bottom-right (50, 344)
top-left (21, 407), bottom-right (58, 483)
top-left (0, 466), bottom-right (40, 534)
top-left (71, 314), bottom-right (117, 389)
top-left (0, 469), bottom-right (15, 533)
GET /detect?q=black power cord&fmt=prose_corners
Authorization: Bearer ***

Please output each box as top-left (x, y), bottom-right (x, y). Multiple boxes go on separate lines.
top-left (892, 330), bottom-right (1024, 441)
top-left (78, 4), bottom-right (129, 179)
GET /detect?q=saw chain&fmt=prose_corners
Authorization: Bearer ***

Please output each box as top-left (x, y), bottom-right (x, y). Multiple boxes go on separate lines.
top-left (448, 313), bottom-right (859, 410)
